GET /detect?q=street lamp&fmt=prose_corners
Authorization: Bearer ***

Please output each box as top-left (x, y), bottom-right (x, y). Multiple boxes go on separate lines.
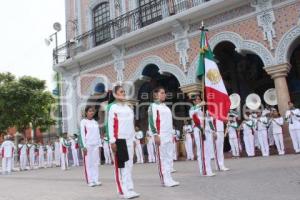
top-left (45, 22), bottom-right (63, 135)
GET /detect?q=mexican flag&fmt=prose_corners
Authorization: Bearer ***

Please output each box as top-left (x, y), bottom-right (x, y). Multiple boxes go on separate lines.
top-left (197, 30), bottom-right (231, 121)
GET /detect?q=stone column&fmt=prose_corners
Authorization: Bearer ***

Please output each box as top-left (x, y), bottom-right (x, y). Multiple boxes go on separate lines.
top-left (265, 63), bottom-right (291, 115)
top-left (265, 63), bottom-right (293, 153)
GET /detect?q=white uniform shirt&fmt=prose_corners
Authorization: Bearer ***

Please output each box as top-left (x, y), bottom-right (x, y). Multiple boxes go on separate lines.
top-left (285, 109), bottom-right (300, 130)
top-left (257, 116), bottom-right (269, 131)
top-left (228, 121), bottom-right (238, 139)
top-left (189, 105), bottom-right (204, 128)
top-left (148, 102), bottom-right (173, 144)
top-left (0, 140), bottom-right (15, 158)
top-left (80, 119), bottom-right (101, 147)
top-left (18, 144), bottom-right (27, 156)
top-left (242, 120), bottom-right (254, 136)
top-left (216, 120), bottom-right (224, 132)
top-left (271, 117), bottom-right (283, 134)
top-left (107, 102), bottom-right (135, 144)
top-left (39, 145), bottom-right (44, 156)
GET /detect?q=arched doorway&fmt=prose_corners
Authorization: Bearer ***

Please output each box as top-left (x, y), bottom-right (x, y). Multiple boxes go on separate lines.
top-left (213, 41), bottom-right (275, 152)
top-left (288, 43), bottom-right (300, 106)
top-left (135, 64), bottom-right (189, 132)
top-left (213, 41), bottom-right (275, 107)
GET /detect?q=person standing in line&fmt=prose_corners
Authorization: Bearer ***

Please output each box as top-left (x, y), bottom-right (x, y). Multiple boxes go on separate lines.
top-left (146, 130), bottom-right (155, 163)
top-left (60, 133), bottom-right (71, 170)
top-left (285, 101), bottom-right (300, 153)
top-left (134, 126), bottom-right (144, 164)
top-left (182, 120), bottom-right (194, 161)
top-left (225, 115), bottom-right (240, 158)
top-left (79, 106), bottom-right (102, 187)
top-left (27, 140), bottom-right (36, 169)
top-left (271, 109), bottom-right (285, 155)
top-left (70, 135), bottom-right (80, 167)
top-left (38, 142), bottom-right (46, 168)
top-left (239, 114), bottom-right (255, 157)
top-left (46, 141), bottom-right (54, 168)
top-left (18, 138), bottom-right (28, 171)
top-left (0, 135), bottom-right (16, 175)
top-left (189, 94), bottom-right (215, 177)
top-left (102, 133), bottom-right (112, 165)
top-left (148, 86), bottom-right (180, 186)
top-left (54, 137), bottom-right (61, 167)
top-left (106, 85), bottom-right (140, 198)
top-left (257, 111), bottom-right (270, 156)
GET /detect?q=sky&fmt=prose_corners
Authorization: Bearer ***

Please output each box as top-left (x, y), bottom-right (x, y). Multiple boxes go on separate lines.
top-left (0, 0), bottom-right (66, 91)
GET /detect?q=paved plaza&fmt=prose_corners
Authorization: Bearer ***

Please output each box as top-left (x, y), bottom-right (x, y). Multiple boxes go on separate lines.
top-left (1, 155), bottom-right (300, 200)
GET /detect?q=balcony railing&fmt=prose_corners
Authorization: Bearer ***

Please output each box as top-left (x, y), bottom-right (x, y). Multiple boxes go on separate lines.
top-left (54, 0), bottom-right (209, 64)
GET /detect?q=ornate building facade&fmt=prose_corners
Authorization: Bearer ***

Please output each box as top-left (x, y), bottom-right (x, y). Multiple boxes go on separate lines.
top-left (54, 0), bottom-right (300, 142)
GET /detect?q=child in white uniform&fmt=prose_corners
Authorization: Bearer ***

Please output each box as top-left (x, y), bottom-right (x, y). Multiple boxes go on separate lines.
top-left (182, 120), bottom-right (194, 161)
top-left (107, 85), bottom-right (140, 199)
top-left (285, 102), bottom-right (300, 153)
top-left (271, 110), bottom-right (285, 155)
top-left (18, 138), bottom-right (28, 171)
top-left (134, 127), bottom-right (144, 164)
top-left (257, 111), bottom-right (270, 156)
top-left (240, 115), bottom-right (255, 157)
top-left (146, 130), bottom-right (155, 163)
top-left (60, 134), bottom-right (71, 170)
top-left (148, 87), bottom-right (180, 187)
top-left (46, 141), bottom-right (54, 168)
top-left (226, 117), bottom-right (240, 157)
top-left (0, 136), bottom-right (15, 175)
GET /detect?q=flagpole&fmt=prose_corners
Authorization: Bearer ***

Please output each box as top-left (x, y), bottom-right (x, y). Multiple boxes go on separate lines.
top-left (199, 21), bottom-right (208, 138)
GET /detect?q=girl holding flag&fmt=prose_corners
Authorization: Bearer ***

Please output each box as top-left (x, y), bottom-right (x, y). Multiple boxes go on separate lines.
top-left (189, 94), bottom-right (215, 177)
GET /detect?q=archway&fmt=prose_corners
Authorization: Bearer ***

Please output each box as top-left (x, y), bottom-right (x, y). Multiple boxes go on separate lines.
top-left (134, 64), bottom-right (189, 132)
top-left (288, 42), bottom-right (300, 106)
top-left (213, 41), bottom-right (274, 106)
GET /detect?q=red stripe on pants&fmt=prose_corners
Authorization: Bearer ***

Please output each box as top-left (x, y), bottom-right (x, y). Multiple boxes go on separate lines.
top-left (114, 155), bottom-right (123, 195)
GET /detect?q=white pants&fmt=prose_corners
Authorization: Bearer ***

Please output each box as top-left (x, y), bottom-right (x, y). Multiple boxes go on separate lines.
top-left (47, 152), bottom-right (53, 167)
top-left (244, 134), bottom-right (255, 156)
top-left (19, 154), bottom-right (27, 170)
top-left (135, 141), bottom-right (144, 164)
top-left (103, 142), bottom-right (112, 164)
top-left (147, 141), bottom-right (155, 163)
top-left (254, 131), bottom-right (260, 148)
top-left (215, 131), bottom-right (226, 170)
top-left (206, 131), bottom-right (215, 159)
top-left (289, 129), bottom-right (300, 153)
top-left (273, 133), bottom-right (285, 155)
top-left (60, 152), bottom-right (69, 170)
top-left (194, 127), bottom-right (201, 159)
top-left (113, 140), bottom-right (134, 195)
top-left (39, 154), bottom-right (45, 168)
top-left (268, 127), bottom-right (275, 146)
top-left (258, 130), bottom-right (269, 156)
top-left (55, 150), bottom-right (61, 166)
top-left (173, 141), bottom-right (177, 161)
top-left (83, 145), bottom-right (100, 184)
top-left (229, 138), bottom-right (240, 157)
top-left (194, 128), bottom-right (213, 175)
top-left (29, 152), bottom-right (35, 168)
top-left (156, 141), bottom-right (176, 185)
top-left (185, 133), bottom-right (194, 160)
top-left (71, 148), bottom-right (79, 166)
top-left (2, 157), bottom-right (12, 174)
top-left (197, 131), bottom-right (213, 175)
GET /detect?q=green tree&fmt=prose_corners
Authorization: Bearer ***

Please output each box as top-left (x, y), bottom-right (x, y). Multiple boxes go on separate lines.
top-left (0, 73), bottom-right (55, 134)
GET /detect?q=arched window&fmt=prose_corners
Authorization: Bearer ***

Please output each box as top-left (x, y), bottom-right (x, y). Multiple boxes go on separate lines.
top-left (93, 2), bottom-right (111, 45)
